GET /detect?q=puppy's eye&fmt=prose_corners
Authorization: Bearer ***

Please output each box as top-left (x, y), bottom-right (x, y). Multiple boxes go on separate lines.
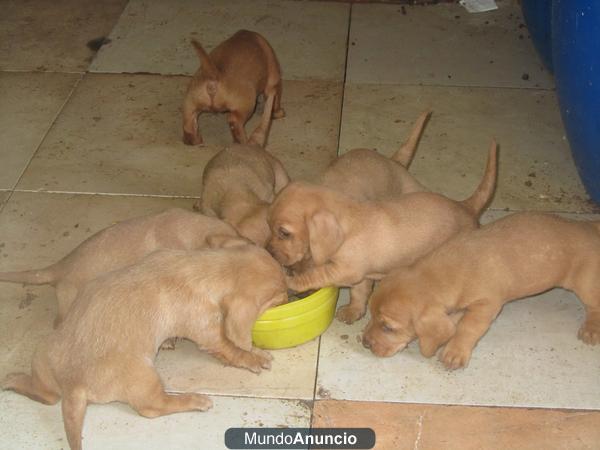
top-left (381, 323), bottom-right (395, 333)
top-left (278, 227), bottom-right (291, 240)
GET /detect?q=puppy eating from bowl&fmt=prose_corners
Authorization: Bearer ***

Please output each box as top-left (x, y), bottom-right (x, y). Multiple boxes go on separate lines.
top-left (0, 208), bottom-right (239, 327)
top-left (268, 142), bottom-right (498, 324)
top-left (195, 94), bottom-right (289, 247)
top-left (2, 240), bottom-right (287, 450)
top-left (362, 212), bottom-right (600, 370)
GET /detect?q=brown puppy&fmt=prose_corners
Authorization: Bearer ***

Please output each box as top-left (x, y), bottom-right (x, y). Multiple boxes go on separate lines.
top-left (0, 208), bottom-right (238, 326)
top-left (363, 212), bottom-right (600, 370)
top-left (195, 94), bottom-right (290, 247)
top-left (319, 110), bottom-right (431, 200)
top-left (268, 142), bottom-right (498, 323)
top-left (182, 29), bottom-right (284, 145)
top-left (2, 243), bottom-right (287, 450)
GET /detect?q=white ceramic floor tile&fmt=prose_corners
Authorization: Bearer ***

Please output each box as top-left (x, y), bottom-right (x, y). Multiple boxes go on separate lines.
top-left (316, 212), bottom-right (600, 410)
top-left (156, 338), bottom-right (319, 400)
top-left (0, 72), bottom-right (80, 190)
top-left (338, 83), bottom-right (592, 212)
top-left (90, 0), bottom-right (349, 80)
top-left (0, 391), bottom-right (310, 450)
top-left (347, 0), bottom-right (553, 88)
top-left (0, 193), bottom-right (192, 380)
top-left (0, 0), bottom-right (127, 72)
top-left (17, 75), bottom-right (342, 195)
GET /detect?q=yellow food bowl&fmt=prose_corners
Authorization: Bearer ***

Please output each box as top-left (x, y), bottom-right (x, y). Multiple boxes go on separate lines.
top-left (252, 287), bottom-right (340, 349)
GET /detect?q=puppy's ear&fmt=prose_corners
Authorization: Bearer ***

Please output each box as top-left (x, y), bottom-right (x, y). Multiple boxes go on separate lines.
top-left (414, 305), bottom-right (456, 358)
top-left (191, 39), bottom-right (220, 80)
top-left (307, 210), bottom-right (344, 265)
top-left (207, 234), bottom-right (251, 249)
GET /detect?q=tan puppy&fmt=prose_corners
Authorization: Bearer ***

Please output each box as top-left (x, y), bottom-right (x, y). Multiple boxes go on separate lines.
top-left (0, 208), bottom-right (238, 326)
top-left (318, 110), bottom-right (431, 200)
top-left (362, 212), bottom-right (600, 370)
top-left (307, 110), bottom-right (430, 321)
top-left (2, 243), bottom-right (287, 450)
top-left (268, 142), bottom-right (498, 323)
top-left (195, 94), bottom-right (289, 247)
top-left (182, 29), bottom-right (284, 145)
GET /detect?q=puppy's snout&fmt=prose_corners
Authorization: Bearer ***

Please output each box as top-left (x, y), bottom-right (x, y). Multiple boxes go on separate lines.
top-left (362, 335), bottom-right (371, 349)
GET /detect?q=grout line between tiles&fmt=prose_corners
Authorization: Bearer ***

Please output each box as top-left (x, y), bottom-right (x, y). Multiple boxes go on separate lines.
top-left (9, 74), bottom-right (84, 192)
top-left (334, 3), bottom-right (354, 157)
top-left (12, 189), bottom-right (200, 200)
top-left (343, 79), bottom-right (556, 92)
top-left (308, 335), bottom-right (323, 428)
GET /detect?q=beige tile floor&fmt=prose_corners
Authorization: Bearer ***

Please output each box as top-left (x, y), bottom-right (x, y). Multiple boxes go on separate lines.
top-left (1, 0), bottom-right (599, 449)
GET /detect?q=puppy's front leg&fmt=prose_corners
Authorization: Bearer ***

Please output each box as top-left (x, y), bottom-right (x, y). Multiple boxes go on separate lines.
top-left (336, 279), bottom-right (374, 324)
top-left (286, 261), bottom-right (363, 292)
top-left (199, 327), bottom-right (271, 374)
top-left (439, 300), bottom-right (502, 370)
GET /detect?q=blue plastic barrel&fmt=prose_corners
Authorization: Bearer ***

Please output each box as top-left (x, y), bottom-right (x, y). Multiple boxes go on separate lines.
top-left (553, 1), bottom-right (600, 202)
top-left (521, 0), bottom-right (553, 72)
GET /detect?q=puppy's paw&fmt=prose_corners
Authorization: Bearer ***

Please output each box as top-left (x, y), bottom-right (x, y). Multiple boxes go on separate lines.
top-left (439, 343), bottom-right (472, 370)
top-left (578, 321), bottom-right (600, 345)
top-left (252, 347), bottom-right (273, 362)
top-left (273, 108), bottom-right (286, 119)
top-left (336, 305), bottom-right (365, 324)
top-left (183, 132), bottom-right (203, 146)
top-left (239, 350), bottom-right (272, 373)
top-left (190, 393), bottom-right (213, 412)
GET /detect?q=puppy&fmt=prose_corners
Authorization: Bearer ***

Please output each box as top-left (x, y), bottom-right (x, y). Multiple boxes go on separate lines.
top-left (2, 243), bottom-right (287, 450)
top-left (0, 208), bottom-right (238, 326)
top-left (363, 212), bottom-right (600, 370)
top-left (319, 110), bottom-right (431, 200)
top-left (268, 142), bottom-right (497, 323)
top-left (195, 94), bottom-right (290, 247)
top-left (308, 110), bottom-right (430, 321)
top-left (182, 29), bottom-right (284, 145)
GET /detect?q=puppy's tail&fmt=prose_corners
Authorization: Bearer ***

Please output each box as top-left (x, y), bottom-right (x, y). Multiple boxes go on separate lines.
top-left (460, 140), bottom-right (498, 218)
top-left (0, 266), bottom-right (57, 286)
top-left (392, 110), bottom-right (432, 167)
top-left (191, 39), bottom-right (220, 79)
top-left (248, 93), bottom-right (275, 148)
top-left (62, 387), bottom-right (88, 450)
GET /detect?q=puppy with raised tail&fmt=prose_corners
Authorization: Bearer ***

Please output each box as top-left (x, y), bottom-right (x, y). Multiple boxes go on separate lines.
top-left (268, 142), bottom-right (498, 323)
top-left (0, 208), bottom-right (238, 326)
top-left (2, 241), bottom-right (287, 450)
top-left (309, 110), bottom-right (430, 321)
top-left (182, 29), bottom-right (284, 145)
top-left (319, 110), bottom-right (431, 200)
top-left (363, 212), bottom-right (600, 370)
top-left (195, 94), bottom-right (290, 247)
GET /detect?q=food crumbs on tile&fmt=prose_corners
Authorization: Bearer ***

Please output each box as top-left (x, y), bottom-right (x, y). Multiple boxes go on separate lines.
top-left (521, 73), bottom-right (530, 81)
top-left (317, 387), bottom-right (331, 399)
top-left (340, 334), bottom-right (349, 340)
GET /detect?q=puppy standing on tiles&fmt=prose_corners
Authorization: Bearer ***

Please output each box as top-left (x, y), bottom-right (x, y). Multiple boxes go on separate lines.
top-left (363, 212), bottom-right (600, 369)
top-left (2, 241), bottom-right (288, 450)
top-left (182, 30), bottom-right (285, 145)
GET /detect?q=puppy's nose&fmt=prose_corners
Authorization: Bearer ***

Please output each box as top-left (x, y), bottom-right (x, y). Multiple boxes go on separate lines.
top-left (362, 335), bottom-right (371, 349)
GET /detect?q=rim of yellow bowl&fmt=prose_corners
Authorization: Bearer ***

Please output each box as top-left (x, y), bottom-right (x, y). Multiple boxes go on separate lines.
top-left (256, 286), bottom-right (339, 321)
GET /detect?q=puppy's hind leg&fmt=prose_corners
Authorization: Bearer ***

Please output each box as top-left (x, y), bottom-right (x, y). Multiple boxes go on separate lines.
top-left (272, 81), bottom-right (285, 119)
top-left (572, 275), bottom-right (600, 345)
top-left (336, 279), bottom-right (374, 324)
top-left (2, 372), bottom-right (60, 405)
top-left (127, 359), bottom-right (212, 418)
